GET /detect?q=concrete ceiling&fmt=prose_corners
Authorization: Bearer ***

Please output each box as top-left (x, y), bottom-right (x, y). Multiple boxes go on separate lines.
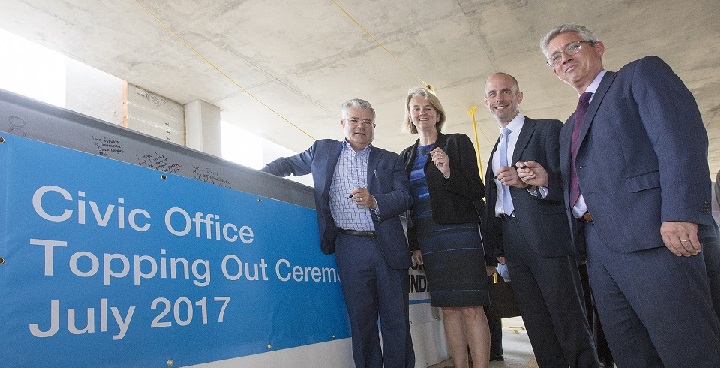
top-left (1, 0), bottom-right (718, 179)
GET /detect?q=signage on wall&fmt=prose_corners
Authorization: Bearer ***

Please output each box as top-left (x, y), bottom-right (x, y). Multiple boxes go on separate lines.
top-left (0, 133), bottom-right (350, 367)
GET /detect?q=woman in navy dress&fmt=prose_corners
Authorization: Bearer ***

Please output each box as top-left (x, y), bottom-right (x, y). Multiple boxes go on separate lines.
top-left (400, 87), bottom-right (493, 368)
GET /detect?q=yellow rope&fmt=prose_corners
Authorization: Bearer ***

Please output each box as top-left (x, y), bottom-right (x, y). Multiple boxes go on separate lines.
top-left (133, 0), bottom-right (315, 141)
top-left (330, 0), bottom-right (427, 88)
top-left (136, 0), bottom-right (495, 155)
top-left (468, 106), bottom-right (485, 181)
top-left (331, 0), bottom-right (492, 149)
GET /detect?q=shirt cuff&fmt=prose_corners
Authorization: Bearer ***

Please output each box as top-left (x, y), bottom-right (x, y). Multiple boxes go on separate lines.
top-left (371, 197), bottom-right (380, 216)
top-left (527, 186), bottom-right (549, 198)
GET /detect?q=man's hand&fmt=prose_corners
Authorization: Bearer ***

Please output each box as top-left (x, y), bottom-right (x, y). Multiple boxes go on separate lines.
top-left (516, 160), bottom-right (549, 187)
top-left (661, 221), bottom-right (701, 256)
top-left (496, 166), bottom-right (527, 188)
top-left (486, 265), bottom-right (497, 277)
top-left (350, 187), bottom-right (377, 209)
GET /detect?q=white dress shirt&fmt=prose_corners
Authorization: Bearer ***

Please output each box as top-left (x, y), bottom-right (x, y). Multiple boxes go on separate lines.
top-left (493, 114), bottom-right (525, 217)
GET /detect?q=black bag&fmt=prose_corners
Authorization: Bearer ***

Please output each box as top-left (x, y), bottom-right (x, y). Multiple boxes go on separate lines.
top-left (486, 273), bottom-right (522, 319)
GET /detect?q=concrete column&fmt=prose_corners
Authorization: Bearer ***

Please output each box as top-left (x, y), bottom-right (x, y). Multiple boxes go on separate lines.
top-left (185, 99), bottom-right (221, 156)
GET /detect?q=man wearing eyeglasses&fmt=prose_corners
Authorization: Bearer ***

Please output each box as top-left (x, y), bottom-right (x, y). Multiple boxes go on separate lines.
top-left (518, 24), bottom-right (720, 367)
top-left (262, 98), bottom-right (415, 368)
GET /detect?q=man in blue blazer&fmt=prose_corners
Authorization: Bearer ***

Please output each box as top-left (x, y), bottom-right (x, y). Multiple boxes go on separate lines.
top-left (261, 98), bottom-right (414, 367)
top-left (483, 72), bottom-right (597, 367)
top-left (520, 24), bottom-right (720, 367)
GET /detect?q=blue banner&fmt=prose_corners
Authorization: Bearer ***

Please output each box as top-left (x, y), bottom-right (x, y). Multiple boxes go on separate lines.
top-left (0, 133), bottom-right (350, 367)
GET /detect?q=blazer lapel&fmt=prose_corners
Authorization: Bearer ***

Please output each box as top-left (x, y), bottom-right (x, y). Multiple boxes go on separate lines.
top-left (488, 137), bottom-right (500, 174)
top-left (486, 137), bottom-right (500, 206)
top-left (560, 120), bottom-right (573, 204)
top-left (404, 139), bottom-right (420, 174)
top-left (512, 118), bottom-right (535, 164)
top-left (578, 71), bottom-right (617, 147)
top-left (429, 133), bottom-right (449, 170)
top-left (368, 146), bottom-right (380, 190)
top-left (322, 141), bottom-right (343, 195)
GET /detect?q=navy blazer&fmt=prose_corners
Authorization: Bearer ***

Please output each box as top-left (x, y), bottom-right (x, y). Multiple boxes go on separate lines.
top-left (261, 139), bottom-right (413, 269)
top-left (562, 56), bottom-right (716, 253)
top-left (484, 117), bottom-right (573, 258)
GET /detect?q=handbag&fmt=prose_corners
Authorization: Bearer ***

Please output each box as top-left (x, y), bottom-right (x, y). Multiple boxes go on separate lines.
top-left (486, 272), bottom-right (522, 319)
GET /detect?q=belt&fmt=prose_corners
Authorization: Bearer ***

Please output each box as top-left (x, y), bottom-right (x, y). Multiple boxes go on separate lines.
top-left (497, 212), bottom-right (515, 220)
top-left (580, 212), bottom-right (593, 222)
top-left (338, 229), bottom-right (376, 238)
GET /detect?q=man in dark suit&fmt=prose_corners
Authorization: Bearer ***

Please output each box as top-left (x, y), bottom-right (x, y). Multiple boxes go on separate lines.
top-left (482, 72), bottom-right (597, 367)
top-left (520, 24), bottom-right (720, 367)
top-left (261, 98), bottom-right (415, 367)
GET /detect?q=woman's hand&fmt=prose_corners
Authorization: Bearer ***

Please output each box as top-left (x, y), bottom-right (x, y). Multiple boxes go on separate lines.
top-left (429, 147), bottom-right (451, 178)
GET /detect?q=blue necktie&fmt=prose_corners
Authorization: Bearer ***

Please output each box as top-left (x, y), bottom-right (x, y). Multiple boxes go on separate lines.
top-left (499, 127), bottom-right (513, 215)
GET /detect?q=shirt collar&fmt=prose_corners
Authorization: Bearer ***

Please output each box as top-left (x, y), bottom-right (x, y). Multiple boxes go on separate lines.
top-left (342, 140), bottom-right (372, 155)
top-left (583, 69), bottom-right (607, 95)
top-left (498, 114), bottom-right (525, 133)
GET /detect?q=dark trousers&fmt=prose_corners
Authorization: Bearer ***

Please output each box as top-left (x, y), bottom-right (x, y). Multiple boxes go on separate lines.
top-left (334, 233), bottom-right (415, 368)
top-left (488, 317), bottom-right (503, 357)
top-left (701, 222), bottom-right (720, 323)
top-left (502, 217), bottom-right (597, 368)
top-left (584, 222), bottom-right (720, 367)
top-left (486, 274), bottom-right (504, 358)
top-left (577, 263), bottom-right (613, 365)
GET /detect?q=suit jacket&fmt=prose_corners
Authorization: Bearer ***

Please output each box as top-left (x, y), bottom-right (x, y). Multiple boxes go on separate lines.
top-left (400, 133), bottom-right (486, 251)
top-left (484, 117), bottom-right (573, 258)
top-left (261, 139), bottom-right (413, 269)
top-left (562, 56), bottom-right (716, 253)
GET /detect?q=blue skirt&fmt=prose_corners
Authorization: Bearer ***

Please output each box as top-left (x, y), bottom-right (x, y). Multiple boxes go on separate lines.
top-left (414, 217), bottom-right (489, 307)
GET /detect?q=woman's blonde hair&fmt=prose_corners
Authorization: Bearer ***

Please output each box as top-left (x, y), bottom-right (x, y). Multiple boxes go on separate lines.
top-left (403, 87), bottom-right (446, 134)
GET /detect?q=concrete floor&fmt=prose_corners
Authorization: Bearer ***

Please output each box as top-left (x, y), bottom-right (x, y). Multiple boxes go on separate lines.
top-left (428, 316), bottom-right (538, 368)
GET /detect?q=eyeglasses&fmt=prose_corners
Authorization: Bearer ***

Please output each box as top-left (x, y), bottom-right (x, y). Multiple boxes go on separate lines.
top-left (546, 40), bottom-right (595, 67)
top-left (344, 117), bottom-right (374, 126)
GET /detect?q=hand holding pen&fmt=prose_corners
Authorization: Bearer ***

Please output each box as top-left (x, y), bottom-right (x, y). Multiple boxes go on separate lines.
top-left (349, 187), bottom-right (377, 209)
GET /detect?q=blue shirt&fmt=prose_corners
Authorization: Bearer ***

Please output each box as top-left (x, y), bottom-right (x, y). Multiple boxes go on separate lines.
top-left (410, 143), bottom-right (434, 220)
top-left (329, 141), bottom-right (375, 231)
